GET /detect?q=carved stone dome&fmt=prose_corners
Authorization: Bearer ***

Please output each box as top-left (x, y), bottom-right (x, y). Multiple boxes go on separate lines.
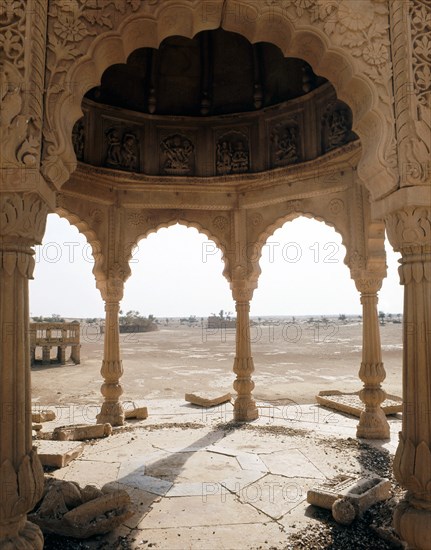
top-left (75, 29), bottom-right (358, 177)
top-left (85, 28), bottom-right (328, 117)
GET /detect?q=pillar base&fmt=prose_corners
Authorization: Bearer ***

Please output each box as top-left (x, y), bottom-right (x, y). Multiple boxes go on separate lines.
top-left (233, 398), bottom-right (259, 422)
top-left (394, 497), bottom-right (431, 550)
top-left (96, 402), bottom-right (125, 427)
top-left (0, 517), bottom-right (43, 550)
top-left (356, 408), bottom-right (390, 439)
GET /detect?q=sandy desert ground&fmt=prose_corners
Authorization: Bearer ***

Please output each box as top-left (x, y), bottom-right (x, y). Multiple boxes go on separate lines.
top-left (31, 319), bottom-right (403, 408)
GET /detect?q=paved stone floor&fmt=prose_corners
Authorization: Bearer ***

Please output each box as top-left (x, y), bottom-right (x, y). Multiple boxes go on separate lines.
top-left (34, 399), bottom-right (402, 549)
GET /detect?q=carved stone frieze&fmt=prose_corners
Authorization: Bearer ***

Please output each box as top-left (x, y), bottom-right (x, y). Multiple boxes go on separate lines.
top-left (270, 122), bottom-right (300, 167)
top-left (409, 1), bottom-right (431, 110)
top-left (105, 128), bottom-right (139, 172)
top-left (389, 1), bottom-right (430, 186)
top-left (216, 132), bottom-right (250, 175)
top-left (161, 134), bottom-right (194, 175)
top-left (322, 104), bottom-right (352, 153)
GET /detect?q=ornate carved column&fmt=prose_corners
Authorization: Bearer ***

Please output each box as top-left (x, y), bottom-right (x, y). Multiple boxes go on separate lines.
top-left (354, 277), bottom-right (390, 439)
top-left (0, 193), bottom-right (48, 550)
top-left (96, 268), bottom-right (126, 427)
top-left (231, 283), bottom-right (258, 422)
top-left (386, 206), bottom-right (431, 550)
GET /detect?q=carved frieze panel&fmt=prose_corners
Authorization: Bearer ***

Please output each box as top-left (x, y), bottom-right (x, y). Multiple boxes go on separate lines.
top-left (216, 131), bottom-right (250, 175)
top-left (322, 102), bottom-right (355, 154)
top-left (270, 121), bottom-right (301, 167)
top-left (160, 133), bottom-right (195, 175)
top-left (104, 127), bottom-right (139, 172)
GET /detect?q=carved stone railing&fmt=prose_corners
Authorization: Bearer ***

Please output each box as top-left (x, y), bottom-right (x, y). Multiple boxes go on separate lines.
top-left (30, 322), bottom-right (81, 365)
top-left (73, 82), bottom-right (358, 178)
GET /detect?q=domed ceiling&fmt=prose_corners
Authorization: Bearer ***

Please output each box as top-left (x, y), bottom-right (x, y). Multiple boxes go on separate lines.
top-left (85, 28), bottom-right (327, 117)
top-left (76, 29), bottom-right (357, 177)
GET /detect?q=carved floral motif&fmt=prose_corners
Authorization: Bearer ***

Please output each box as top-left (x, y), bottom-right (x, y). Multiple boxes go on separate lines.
top-left (0, 450), bottom-right (44, 524)
top-left (329, 198), bottom-right (345, 215)
top-left (212, 216), bottom-right (228, 231)
top-left (44, 0), bottom-right (144, 162)
top-left (386, 207), bottom-right (431, 253)
top-left (0, 194), bottom-right (48, 243)
top-left (410, 1), bottom-right (431, 109)
top-left (249, 213), bottom-right (264, 228)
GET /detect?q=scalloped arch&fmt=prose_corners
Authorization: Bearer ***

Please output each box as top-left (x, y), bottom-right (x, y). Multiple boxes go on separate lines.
top-left (55, 208), bottom-right (106, 284)
top-left (45, 0), bottom-right (395, 199)
top-left (127, 218), bottom-right (232, 283)
top-left (252, 211), bottom-right (350, 282)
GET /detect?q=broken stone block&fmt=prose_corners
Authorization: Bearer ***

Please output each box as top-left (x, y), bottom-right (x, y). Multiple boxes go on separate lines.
top-left (124, 406), bottom-right (148, 420)
top-left (52, 423), bottom-right (112, 441)
top-left (81, 485), bottom-right (104, 503)
top-left (316, 390), bottom-right (402, 417)
top-left (185, 392), bottom-right (232, 407)
top-left (32, 409), bottom-right (56, 423)
top-left (35, 440), bottom-right (85, 468)
top-left (30, 482), bottom-right (132, 539)
top-left (307, 475), bottom-right (391, 525)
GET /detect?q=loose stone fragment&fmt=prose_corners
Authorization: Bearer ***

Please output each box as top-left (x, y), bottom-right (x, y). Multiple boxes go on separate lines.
top-left (185, 392), bottom-right (232, 407)
top-left (52, 423), bottom-right (112, 441)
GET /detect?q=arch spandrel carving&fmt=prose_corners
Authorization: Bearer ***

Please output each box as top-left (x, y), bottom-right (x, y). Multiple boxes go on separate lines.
top-left (43, 0), bottom-right (396, 198)
top-left (55, 196), bottom-right (107, 285)
top-left (123, 209), bottom-right (233, 284)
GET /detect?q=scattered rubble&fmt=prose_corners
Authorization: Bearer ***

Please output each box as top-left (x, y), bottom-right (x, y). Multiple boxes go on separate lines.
top-left (32, 409), bottom-right (57, 423)
top-left (124, 406), bottom-right (148, 420)
top-left (30, 478), bottom-right (132, 539)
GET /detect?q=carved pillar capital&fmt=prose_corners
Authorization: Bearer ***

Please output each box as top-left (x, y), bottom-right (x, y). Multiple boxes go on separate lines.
top-left (354, 276), bottom-right (383, 295)
top-left (386, 206), bottom-right (431, 255)
top-left (0, 193), bottom-right (49, 247)
top-left (96, 262), bottom-right (128, 303)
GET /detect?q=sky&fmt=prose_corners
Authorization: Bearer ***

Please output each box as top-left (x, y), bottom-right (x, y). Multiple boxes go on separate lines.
top-left (29, 214), bottom-right (403, 319)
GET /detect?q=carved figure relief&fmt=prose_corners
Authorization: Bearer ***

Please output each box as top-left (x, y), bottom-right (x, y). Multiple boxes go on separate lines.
top-left (161, 134), bottom-right (194, 174)
top-left (322, 106), bottom-right (351, 152)
top-left (271, 124), bottom-right (300, 166)
top-left (105, 128), bottom-right (139, 172)
top-left (72, 118), bottom-right (85, 161)
top-left (216, 133), bottom-right (249, 175)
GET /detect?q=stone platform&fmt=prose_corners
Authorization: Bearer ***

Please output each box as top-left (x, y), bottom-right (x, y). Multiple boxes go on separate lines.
top-left (316, 391), bottom-right (403, 417)
top-left (32, 398), bottom-right (402, 549)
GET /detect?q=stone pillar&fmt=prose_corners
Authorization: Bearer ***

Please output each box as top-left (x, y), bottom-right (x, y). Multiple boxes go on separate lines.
top-left (57, 346), bottom-right (66, 365)
top-left (386, 206), bottom-right (431, 550)
top-left (354, 277), bottom-right (390, 439)
top-left (0, 194), bottom-right (48, 550)
top-left (42, 345), bottom-right (50, 364)
top-left (231, 285), bottom-right (258, 421)
top-left (96, 277), bottom-right (125, 427)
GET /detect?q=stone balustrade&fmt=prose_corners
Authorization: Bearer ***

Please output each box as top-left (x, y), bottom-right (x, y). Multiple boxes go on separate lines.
top-left (30, 322), bottom-right (81, 366)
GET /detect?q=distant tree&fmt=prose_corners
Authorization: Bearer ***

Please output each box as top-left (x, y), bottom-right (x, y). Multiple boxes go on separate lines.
top-left (379, 311), bottom-right (386, 325)
top-left (338, 314), bottom-right (346, 322)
